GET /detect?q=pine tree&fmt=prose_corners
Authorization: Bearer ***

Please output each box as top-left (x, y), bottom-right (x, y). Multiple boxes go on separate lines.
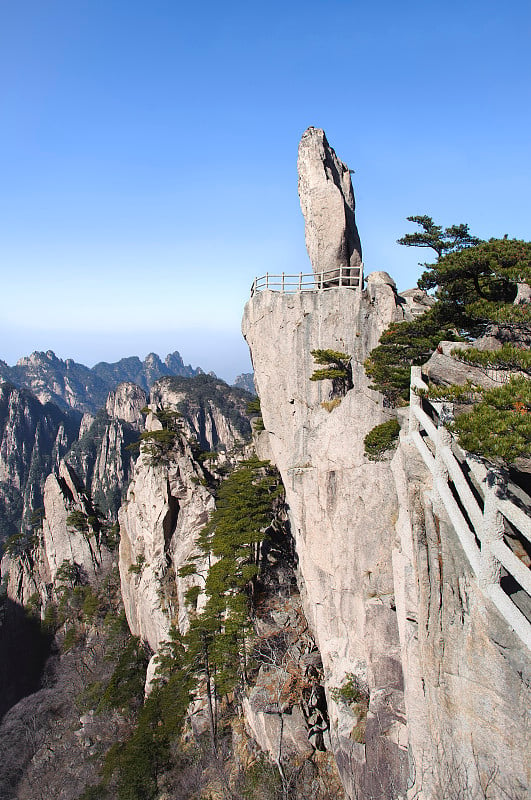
top-left (366, 226), bottom-right (531, 465)
top-left (309, 349), bottom-right (353, 397)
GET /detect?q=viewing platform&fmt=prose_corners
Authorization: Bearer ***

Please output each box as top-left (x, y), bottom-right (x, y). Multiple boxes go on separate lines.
top-left (250, 264), bottom-right (363, 297)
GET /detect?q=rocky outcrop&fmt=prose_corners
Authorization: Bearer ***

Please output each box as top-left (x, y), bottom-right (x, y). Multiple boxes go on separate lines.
top-left (0, 383), bottom-right (79, 542)
top-left (2, 460), bottom-right (108, 608)
top-left (0, 351), bottom-right (110, 413)
top-left (243, 285), bottom-right (410, 798)
top-left (118, 425), bottom-right (214, 652)
top-left (297, 127), bottom-right (362, 279)
top-left (242, 270), bottom-right (531, 798)
top-left (233, 372), bottom-right (256, 395)
top-left (150, 374), bottom-right (252, 453)
top-left (65, 383), bottom-right (147, 520)
top-left (243, 283), bottom-right (531, 798)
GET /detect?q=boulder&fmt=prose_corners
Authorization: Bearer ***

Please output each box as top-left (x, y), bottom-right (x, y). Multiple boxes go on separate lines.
top-left (297, 127), bottom-right (362, 283)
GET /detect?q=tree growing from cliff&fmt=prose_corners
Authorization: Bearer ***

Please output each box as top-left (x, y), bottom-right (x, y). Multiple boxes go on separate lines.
top-left (364, 216), bottom-right (483, 405)
top-left (310, 349), bottom-right (353, 398)
top-left (397, 215), bottom-right (481, 263)
top-left (177, 457), bottom-right (284, 751)
top-left (365, 227), bottom-right (531, 465)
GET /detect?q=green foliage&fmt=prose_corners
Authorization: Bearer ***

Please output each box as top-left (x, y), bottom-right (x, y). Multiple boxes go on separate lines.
top-left (56, 559), bottom-right (86, 591)
top-left (161, 457), bottom-right (285, 748)
top-left (397, 215), bottom-right (481, 262)
top-left (330, 673), bottom-right (369, 744)
top-left (101, 522), bottom-right (121, 551)
top-left (100, 636), bottom-right (150, 712)
top-left (2, 529), bottom-right (38, 558)
top-left (449, 376), bottom-right (531, 464)
top-left (128, 406), bottom-right (184, 465)
top-left (61, 625), bottom-right (81, 653)
top-left (364, 305), bottom-right (464, 404)
top-left (310, 349), bottom-right (353, 397)
top-left (102, 667), bottom-right (190, 800)
top-left (418, 238), bottom-right (531, 325)
top-left (66, 510), bottom-right (90, 535)
top-left (452, 342), bottom-right (531, 373)
top-left (366, 231), bottom-right (531, 416)
top-left (128, 554), bottom-right (145, 575)
top-left (330, 672), bottom-right (368, 706)
top-left (246, 397), bottom-right (261, 415)
top-left (363, 419), bottom-right (401, 460)
top-left (42, 601), bottom-right (59, 634)
top-left (415, 380), bottom-right (479, 403)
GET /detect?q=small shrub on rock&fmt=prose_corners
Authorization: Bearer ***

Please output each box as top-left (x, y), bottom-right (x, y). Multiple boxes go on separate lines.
top-left (363, 419), bottom-right (400, 460)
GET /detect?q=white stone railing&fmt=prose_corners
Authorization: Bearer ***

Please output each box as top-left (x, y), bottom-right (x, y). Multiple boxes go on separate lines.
top-left (250, 265), bottom-right (363, 296)
top-left (409, 366), bottom-right (531, 650)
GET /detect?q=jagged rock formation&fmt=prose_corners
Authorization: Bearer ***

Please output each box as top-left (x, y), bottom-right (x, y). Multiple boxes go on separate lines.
top-left (2, 459), bottom-right (110, 608)
top-left (0, 349), bottom-right (202, 414)
top-left (233, 372), bottom-right (256, 395)
top-left (118, 377), bottom-right (252, 654)
top-left (65, 382), bottom-right (147, 519)
top-left (118, 426), bottom-right (214, 652)
top-left (92, 350), bottom-right (201, 395)
top-left (297, 127), bottom-right (362, 278)
top-left (0, 351), bottom-right (111, 413)
top-left (243, 279), bottom-right (531, 798)
top-left (150, 374), bottom-right (252, 452)
top-left (0, 383), bottom-right (80, 542)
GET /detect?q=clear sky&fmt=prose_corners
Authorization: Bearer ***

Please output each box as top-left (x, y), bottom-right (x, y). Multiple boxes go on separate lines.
top-left (1, 0), bottom-right (530, 381)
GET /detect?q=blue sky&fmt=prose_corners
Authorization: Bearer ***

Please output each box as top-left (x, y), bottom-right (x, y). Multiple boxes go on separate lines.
top-left (1, 0), bottom-right (530, 381)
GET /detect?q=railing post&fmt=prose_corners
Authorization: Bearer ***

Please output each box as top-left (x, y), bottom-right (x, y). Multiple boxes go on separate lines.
top-left (409, 366), bottom-right (422, 433)
top-left (265, 272), bottom-right (269, 290)
top-left (434, 424), bottom-right (451, 484)
top-left (298, 272), bottom-right (302, 291)
top-left (479, 469), bottom-right (506, 589)
top-left (431, 423), bottom-right (452, 516)
top-left (339, 267), bottom-right (343, 287)
top-left (281, 272), bottom-right (285, 292)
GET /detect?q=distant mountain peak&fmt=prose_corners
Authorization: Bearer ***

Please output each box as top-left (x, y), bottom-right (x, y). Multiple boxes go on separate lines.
top-left (1, 349), bottom-right (204, 414)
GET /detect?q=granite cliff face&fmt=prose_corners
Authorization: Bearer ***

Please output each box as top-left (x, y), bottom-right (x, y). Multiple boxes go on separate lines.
top-left (239, 127), bottom-right (531, 799)
top-left (2, 459), bottom-right (110, 610)
top-left (118, 377), bottom-right (252, 656)
top-left (0, 383), bottom-right (80, 542)
top-left (65, 382), bottom-right (147, 520)
top-left (243, 283), bottom-right (411, 798)
top-left (243, 284), bottom-right (531, 799)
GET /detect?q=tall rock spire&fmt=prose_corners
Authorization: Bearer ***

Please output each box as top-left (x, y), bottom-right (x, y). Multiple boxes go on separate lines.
top-left (297, 127), bottom-right (362, 278)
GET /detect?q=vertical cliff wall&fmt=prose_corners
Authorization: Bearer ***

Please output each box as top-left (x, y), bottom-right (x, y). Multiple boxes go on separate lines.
top-left (242, 284), bottom-right (531, 799)
top-left (242, 283), bottom-right (411, 798)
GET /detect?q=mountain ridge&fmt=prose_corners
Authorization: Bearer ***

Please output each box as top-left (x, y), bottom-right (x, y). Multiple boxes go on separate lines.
top-left (0, 349), bottom-right (204, 414)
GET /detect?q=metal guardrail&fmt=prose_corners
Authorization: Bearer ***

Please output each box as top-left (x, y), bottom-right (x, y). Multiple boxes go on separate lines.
top-left (250, 265), bottom-right (363, 296)
top-left (409, 366), bottom-right (531, 650)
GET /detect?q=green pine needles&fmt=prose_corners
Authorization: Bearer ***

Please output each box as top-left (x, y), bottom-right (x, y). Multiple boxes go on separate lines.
top-left (363, 419), bottom-right (401, 460)
top-left (364, 217), bottom-right (531, 465)
top-left (310, 349), bottom-right (353, 398)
